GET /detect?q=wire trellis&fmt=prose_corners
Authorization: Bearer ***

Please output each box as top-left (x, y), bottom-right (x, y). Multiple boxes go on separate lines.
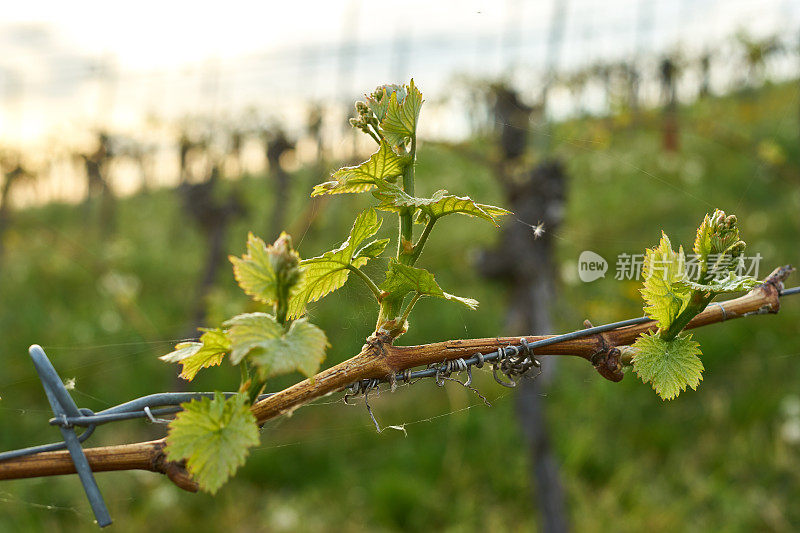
top-left (0, 345), bottom-right (270, 528)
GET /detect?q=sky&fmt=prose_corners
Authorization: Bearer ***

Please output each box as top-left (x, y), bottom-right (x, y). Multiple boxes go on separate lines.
top-left (1, 0), bottom-right (798, 146)
top-left (3, 1), bottom-right (512, 69)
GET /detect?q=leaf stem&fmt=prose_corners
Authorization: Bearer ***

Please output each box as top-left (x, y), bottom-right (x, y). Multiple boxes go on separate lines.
top-left (364, 127), bottom-right (381, 145)
top-left (346, 265), bottom-right (383, 301)
top-left (367, 124), bottom-right (384, 144)
top-left (399, 292), bottom-right (422, 324)
top-left (661, 292), bottom-right (714, 341)
top-left (239, 362), bottom-right (250, 386)
top-left (240, 363), bottom-right (265, 404)
top-left (246, 380), bottom-right (266, 405)
top-left (408, 217), bottom-right (436, 266)
top-left (398, 137), bottom-right (417, 263)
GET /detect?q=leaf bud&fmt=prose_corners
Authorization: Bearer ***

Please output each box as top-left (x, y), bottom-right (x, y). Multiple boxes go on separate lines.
top-left (270, 233), bottom-right (302, 290)
top-left (355, 101), bottom-right (370, 115)
top-left (707, 209), bottom-right (744, 256)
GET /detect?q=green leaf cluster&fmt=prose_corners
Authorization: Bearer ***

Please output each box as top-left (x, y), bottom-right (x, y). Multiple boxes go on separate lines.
top-left (161, 232), bottom-right (330, 494)
top-left (162, 233), bottom-right (328, 383)
top-left (632, 209), bottom-right (759, 400)
top-left (693, 210), bottom-right (747, 282)
top-left (312, 81), bottom-right (508, 232)
top-left (307, 80), bottom-right (509, 335)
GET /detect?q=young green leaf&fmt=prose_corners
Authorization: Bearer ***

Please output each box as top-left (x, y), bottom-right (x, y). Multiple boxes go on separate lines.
top-left (160, 329), bottom-right (230, 381)
top-left (693, 212), bottom-right (714, 262)
top-left (288, 209), bottom-right (383, 318)
top-left (354, 238), bottom-right (390, 260)
top-left (373, 182), bottom-right (510, 226)
top-left (640, 232), bottom-right (691, 330)
top-left (159, 341), bottom-right (202, 364)
top-left (416, 194), bottom-right (510, 226)
top-left (225, 312), bottom-right (282, 365)
top-left (165, 392), bottom-right (260, 494)
top-left (311, 141), bottom-right (406, 196)
top-left (379, 259), bottom-right (479, 310)
top-left (230, 232), bottom-right (302, 305)
top-left (380, 79), bottom-right (423, 147)
top-left (224, 313), bottom-right (328, 379)
top-left (249, 318), bottom-right (327, 380)
top-left (175, 329), bottom-right (230, 381)
top-left (631, 331), bottom-right (703, 401)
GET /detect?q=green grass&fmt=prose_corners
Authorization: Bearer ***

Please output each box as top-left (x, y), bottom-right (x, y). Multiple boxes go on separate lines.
top-left (1, 82), bottom-right (799, 532)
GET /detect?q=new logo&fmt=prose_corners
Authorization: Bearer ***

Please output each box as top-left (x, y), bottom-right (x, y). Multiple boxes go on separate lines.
top-left (578, 251), bottom-right (607, 282)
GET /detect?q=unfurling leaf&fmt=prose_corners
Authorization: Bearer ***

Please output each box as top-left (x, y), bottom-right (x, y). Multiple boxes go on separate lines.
top-left (311, 141), bottom-right (406, 196)
top-left (380, 79), bottom-right (423, 147)
top-left (632, 331), bottom-right (703, 401)
top-left (230, 232), bottom-right (301, 305)
top-left (224, 313), bottom-right (328, 379)
top-left (160, 328), bottom-right (230, 382)
top-left (640, 232), bottom-right (691, 330)
top-left (373, 182), bottom-right (510, 226)
top-left (288, 209), bottom-right (383, 318)
top-left (693, 212), bottom-right (714, 261)
top-left (165, 392), bottom-right (259, 494)
top-left (379, 259), bottom-right (479, 310)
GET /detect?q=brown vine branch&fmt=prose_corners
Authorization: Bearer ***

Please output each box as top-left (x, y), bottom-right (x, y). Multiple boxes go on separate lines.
top-left (0, 265), bottom-right (792, 490)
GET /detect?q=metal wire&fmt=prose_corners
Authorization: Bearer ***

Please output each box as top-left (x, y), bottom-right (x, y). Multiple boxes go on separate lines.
top-left (42, 392), bottom-right (272, 429)
top-left (345, 315), bottom-right (652, 397)
top-left (781, 286), bottom-right (800, 296)
top-left (344, 285), bottom-right (800, 398)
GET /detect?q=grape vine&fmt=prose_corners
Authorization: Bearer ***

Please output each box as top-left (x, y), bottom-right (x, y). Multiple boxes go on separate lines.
top-left (159, 80), bottom-right (510, 493)
top-left (157, 80), bottom-right (764, 494)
